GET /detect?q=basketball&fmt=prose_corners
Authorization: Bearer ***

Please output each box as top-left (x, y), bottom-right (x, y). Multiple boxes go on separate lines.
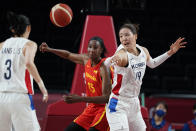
top-left (50, 3), bottom-right (73, 27)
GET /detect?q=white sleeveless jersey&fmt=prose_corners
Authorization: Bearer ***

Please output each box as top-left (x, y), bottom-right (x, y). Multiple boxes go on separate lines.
top-left (111, 44), bottom-right (147, 98)
top-left (0, 37), bottom-right (34, 94)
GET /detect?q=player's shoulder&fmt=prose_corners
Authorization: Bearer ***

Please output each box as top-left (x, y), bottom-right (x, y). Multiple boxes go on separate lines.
top-left (116, 48), bottom-right (126, 55)
top-left (83, 54), bottom-right (90, 65)
top-left (0, 41), bottom-right (4, 49)
top-left (137, 44), bottom-right (146, 50)
top-left (26, 40), bottom-right (37, 47)
top-left (139, 45), bottom-right (149, 53)
top-left (0, 41), bottom-right (4, 44)
top-left (0, 41), bottom-right (4, 45)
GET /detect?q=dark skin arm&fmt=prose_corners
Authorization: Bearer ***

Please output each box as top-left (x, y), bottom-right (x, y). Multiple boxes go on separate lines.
top-left (40, 42), bottom-right (111, 104)
top-left (63, 62), bottom-right (112, 104)
top-left (39, 42), bottom-right (89, 65)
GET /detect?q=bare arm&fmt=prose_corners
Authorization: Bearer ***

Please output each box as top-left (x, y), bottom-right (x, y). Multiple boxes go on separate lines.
top-left (63, 62), bottom-right (112, 104)
top-left (110, 49), bottom-right (128, 67)
top-left (23, 41), bottom-right (48, 102)
top-left (39, 42), bottom-right (88, 65)
top-left (0, 42), bottom-right (3, 49)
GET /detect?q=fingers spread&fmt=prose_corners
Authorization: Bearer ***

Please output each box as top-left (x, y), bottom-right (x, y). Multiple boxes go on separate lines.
top-left (180, 42), bottom-right (187, 46)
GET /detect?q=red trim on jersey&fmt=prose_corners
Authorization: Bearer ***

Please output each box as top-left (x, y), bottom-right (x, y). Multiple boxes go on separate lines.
top-left (25, 70), bottom-right (33, 94)
top-left (112, 74), bottom-right (123, 95)
top-left (110, 66), bottom-right (114, 84)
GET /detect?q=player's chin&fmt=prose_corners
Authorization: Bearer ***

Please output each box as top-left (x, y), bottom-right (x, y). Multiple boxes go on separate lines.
top-left (89, 54), bottom-right (96, 60)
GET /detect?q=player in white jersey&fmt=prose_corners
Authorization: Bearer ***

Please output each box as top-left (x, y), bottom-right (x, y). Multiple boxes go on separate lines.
top-left (0, 12), bottom-right (48, 131)
top-left (104, 23), bottom-right (187, 131)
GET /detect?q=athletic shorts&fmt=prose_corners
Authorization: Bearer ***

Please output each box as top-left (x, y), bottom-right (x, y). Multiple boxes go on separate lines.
top-left (74, 104), bottom-right (109, 131)
top-left (106, 96), bottom-right (146, 131)
top-left (0, 92), bottom-right (40, 131)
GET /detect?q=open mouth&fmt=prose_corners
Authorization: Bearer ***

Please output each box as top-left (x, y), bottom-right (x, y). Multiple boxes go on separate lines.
top-left (122, 41), bottom-right (129, 45)
top-left (123, 43), bottom-right (129, 46)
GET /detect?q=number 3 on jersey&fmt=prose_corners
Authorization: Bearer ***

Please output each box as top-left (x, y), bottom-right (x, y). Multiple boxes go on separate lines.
top-left (4, 59), bottom-right (12, 80)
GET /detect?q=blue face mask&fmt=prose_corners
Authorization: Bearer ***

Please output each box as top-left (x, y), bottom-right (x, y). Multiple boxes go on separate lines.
top-left (155, 109), bottom-right (165, 117)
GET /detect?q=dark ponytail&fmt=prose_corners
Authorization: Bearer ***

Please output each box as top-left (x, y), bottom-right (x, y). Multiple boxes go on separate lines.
top-left (6, 11), bottom-right (31, 36)
top-left (119, 22), bottom-right (140, 35)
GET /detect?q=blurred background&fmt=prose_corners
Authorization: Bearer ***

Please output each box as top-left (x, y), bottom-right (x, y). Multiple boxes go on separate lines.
top-left (0, 0), bottom-right (196, 95)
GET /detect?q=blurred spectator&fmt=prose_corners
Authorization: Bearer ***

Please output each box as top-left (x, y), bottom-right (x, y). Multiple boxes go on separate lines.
top-left (150, 101), bottom-right (172, 131)
top-left (182, 103), bottom-right (196, 131)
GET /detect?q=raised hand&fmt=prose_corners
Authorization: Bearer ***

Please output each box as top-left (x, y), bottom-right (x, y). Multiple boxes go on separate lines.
top-left (110, 55), bottom-right (122, 66)
top-left (39, 42), bottom-right (50, 53)
top-left (42, 94), bottom-right (48, 103)
top-left (168, 37), bottom-right (187, 56)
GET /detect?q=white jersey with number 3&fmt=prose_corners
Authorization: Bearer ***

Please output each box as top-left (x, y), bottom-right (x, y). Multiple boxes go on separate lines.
top-left (111, 44), bottom-right (147, 98)
top-left (0, 37), bottom-right (34, 94)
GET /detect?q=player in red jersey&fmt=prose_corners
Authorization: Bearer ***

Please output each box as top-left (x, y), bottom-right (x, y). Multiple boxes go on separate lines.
top-left (39, 36), bottom-right (111, 131)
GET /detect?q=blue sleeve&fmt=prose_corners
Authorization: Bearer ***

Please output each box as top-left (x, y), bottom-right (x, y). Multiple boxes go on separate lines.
top-left (182, 123), bottom-right (190, 131)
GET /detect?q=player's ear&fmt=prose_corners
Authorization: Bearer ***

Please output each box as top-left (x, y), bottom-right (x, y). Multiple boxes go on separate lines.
top-left (26, 25), bottom-right (31, 32)
top-left (135, 34), bottom-right (138, 40)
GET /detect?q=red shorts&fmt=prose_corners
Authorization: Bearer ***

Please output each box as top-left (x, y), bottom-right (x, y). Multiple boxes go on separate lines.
top-left (74, 104), bottom-right (109, 131)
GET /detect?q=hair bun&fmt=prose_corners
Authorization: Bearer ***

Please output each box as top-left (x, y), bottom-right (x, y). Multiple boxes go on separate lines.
top-left (6, 11), bottom-right (17, 28)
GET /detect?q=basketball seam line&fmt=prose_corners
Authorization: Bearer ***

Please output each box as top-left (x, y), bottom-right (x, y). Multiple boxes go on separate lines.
top-left (52, 4), bottom-right (72, 27)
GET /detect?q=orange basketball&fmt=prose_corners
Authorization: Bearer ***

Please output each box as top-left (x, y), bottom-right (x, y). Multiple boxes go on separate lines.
top-left (50, 3), bottom-right (73, 27)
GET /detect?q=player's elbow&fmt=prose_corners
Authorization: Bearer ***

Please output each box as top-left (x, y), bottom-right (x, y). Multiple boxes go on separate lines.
top-left (146, 59), bottom-right (158, 69)
top-left (25, 61), bottom-right (34, 68)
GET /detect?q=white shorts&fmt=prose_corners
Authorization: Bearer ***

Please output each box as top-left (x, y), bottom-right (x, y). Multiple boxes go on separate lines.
top-left (0, 92), bottom-right (40, 131)
top-left (106, 96), bottom-right (146, 131)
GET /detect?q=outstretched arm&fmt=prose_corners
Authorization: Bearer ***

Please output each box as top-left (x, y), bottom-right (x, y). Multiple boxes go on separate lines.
top-left (39, 42), bottom-right (88, 65)
top-left (23, 41), bottom-right (48, 102)
top-left (63, 63), bottom-right (112, 104)
top-left (144, 37), bottom-right (187, 69)
top-left (104, 49), bottom-right (128, 68)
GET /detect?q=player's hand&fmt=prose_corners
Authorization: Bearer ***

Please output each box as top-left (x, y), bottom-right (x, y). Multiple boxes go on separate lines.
top-left (62, 94), bottom-right (81, 103)
top-left (168, 37), bottom-right (187, 56)
top-left (110, 55), bottom-right (122, 66)
top-left (39, 42), bottom-right (50, 53)
top-left (42, 94), bottom-right (48, 103)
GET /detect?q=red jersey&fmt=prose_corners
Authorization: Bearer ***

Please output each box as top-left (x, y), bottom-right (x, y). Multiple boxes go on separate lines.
top-left (85, 58), bottom-right (105, 97)
top-left (74, 58), bottom-right (109, 131)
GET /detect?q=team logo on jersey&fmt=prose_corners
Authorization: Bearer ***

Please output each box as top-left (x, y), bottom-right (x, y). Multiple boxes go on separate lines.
top-left (85, 72), bottom-right (97, 81)
top-left (131, 62), bottom-right (145, 69)
top-left (93, 70), bottom-right (98, 74)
